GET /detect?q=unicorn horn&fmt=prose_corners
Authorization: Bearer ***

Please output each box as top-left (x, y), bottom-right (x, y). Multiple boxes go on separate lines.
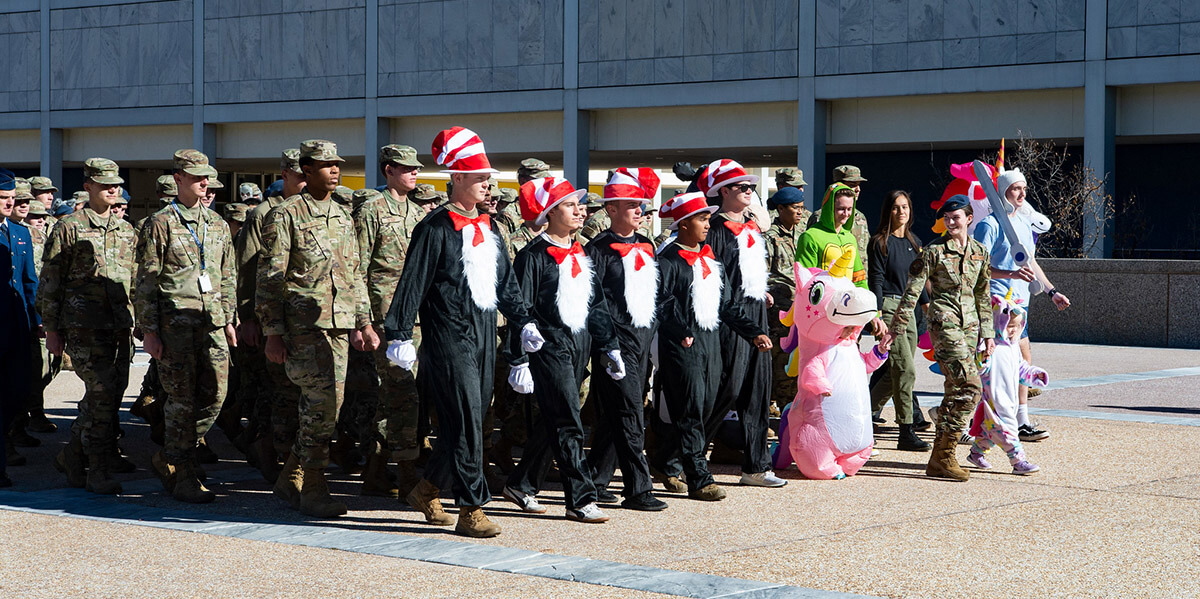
top-left (828, 250), bottom-right (855, 279)
top-left (1005, 287), bottom-right (1013, 302)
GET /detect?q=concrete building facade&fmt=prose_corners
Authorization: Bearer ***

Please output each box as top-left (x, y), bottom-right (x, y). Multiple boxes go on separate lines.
top-left (2, 0), bottom-right (1200, 257)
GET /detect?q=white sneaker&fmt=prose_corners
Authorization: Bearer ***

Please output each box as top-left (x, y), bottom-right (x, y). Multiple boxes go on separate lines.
top-left (502, 486), bottom-right (546, 514)
top-left (958, 433), bottom-right (974, 445)
top-left (566, 502), bottom-right (609, 523)
top-left (870, 448), bottom-right (881, 457)
top-left (740, 471), bottom-right (787, 488)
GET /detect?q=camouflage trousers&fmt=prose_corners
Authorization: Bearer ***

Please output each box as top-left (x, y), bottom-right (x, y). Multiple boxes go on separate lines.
top-left (28, 337), bottom-right (61, 413)
top-left (768, 316), bottom-right (794, 410)
top-left (233, 343), bottom-right (271, 439)
top-left (340, 347), bottom-right (380, 446)
top-left (933, 328), bottom-right (983, 436)
top-left (267, 350), bottom-right (302, 457)
top-left (870, 297), bottom-right (918, 424)
top-left (158, 325), bottom-right (230, 464)
top-left (284, 328), bottom-right (350, 470)
top-left (67, 328), bottom-right (131, 458)
top-left (372, 328), bottom-right (421, 461)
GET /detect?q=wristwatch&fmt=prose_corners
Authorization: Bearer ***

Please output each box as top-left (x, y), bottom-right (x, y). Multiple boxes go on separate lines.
top-left (1047, 288), bottom-right (1059, 298)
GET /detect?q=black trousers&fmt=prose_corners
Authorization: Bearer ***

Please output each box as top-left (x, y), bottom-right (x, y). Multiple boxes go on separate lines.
top-left (508, 331), bottom-right (597, 510)
top-left (651, 330), bottom-right (721, 492)
top-left (1, 327), bottom-right (33, 477)
top-left (707, 298), bottom-right (772, 474)
top-left (587, 326), bottom-right (654, 498)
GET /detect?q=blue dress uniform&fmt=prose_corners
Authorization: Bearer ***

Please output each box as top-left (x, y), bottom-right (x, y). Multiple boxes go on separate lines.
top-left (1, 169), bottom-right (40, 486)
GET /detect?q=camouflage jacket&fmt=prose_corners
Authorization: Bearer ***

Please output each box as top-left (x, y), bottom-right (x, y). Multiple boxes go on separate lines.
top-left (36, 207), bottom-right (137, 332)
top-left (764, 217), bottom-right (806, 309)
top-left (506, 222), bottom-right (540, 259)
top-left (24, 221), bottom-right (47, 276)
top-left (577, 210), bottom-right (610, 244)
top-left (236, 196), bottom-right (288, 324)
top-left (809, 208), bottom-right (869, 272)
top-left (135, 202), bottom-right (237, 333)
top-left (890, 235), bottom-right (993, 353)
top-left (256, 193), bottom-right (370, 335)
top-left (355, 192), bottom-right (424, 324)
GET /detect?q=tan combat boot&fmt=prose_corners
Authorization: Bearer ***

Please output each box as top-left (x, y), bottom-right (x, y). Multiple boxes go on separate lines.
top-left (85, 456), bottom-right (122, 495)
top-left (251, 436), bottom-right (281, 484)
top-left (299, 467), bottom-right (348, 518)
top-left (406, 478), bottom-right (454, 526)
top-left (54, 436), bottom-right (87, 488)
top-left (151, 450), bottom-right (177, 492)
top-left (456, 506), bottom-right (501, 538)
top-left (360, 444), bottom-right (399, 498)
top-left (688, 483), bottom-right (727, 502)
top-left (392, 459), bottom-right (421, 499)
top-left (172, 461), bottom-right (216, 504)
top-left (926, 432), bottom-right (970, 482)
top-left (273, 452), bottom-right (304, 509)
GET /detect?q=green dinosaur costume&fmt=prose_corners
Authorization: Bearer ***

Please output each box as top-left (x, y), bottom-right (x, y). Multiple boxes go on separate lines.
top-left (795, 183), bottom-right (868, 289)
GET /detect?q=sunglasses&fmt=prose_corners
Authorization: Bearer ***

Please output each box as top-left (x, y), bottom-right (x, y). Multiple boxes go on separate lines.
top-left (730, 183), bottom-right (755, 193)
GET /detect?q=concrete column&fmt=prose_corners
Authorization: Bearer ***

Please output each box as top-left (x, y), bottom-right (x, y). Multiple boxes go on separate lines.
top-left (41, 129), bottom-right (63, 192)
top-left (365, 0), bottom-right (381, 188)
top-left (562, 91), bottom-right (590, 188)
top-left (39, 0), bottom-right (60, 185)
top-left (1082, 62), bottom-right (1115, 258)
top-left (191, 0), bottom-right (208, 152)
top-left (798, 90), bottom-right (827, 211)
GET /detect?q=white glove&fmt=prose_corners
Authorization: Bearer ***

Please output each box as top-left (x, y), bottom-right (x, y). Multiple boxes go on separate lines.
top-left (386, 339), bottom-right (417, 371)
top-left (521, 322), bottom-right (545, 353)
top-left (508, 363), bottom-right (534, 394)
top-left (605, 349), bottom-right (626, 380)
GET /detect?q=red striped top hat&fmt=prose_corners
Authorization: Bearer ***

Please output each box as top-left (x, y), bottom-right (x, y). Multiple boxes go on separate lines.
top-left (431, 126), bottom-right (500, 174)
top-left (697, 159), bottom-right (759, 197)
top-left (602, 168), bottom-right (660, 202)
top-left (519, 177), bottom-right (588, 225)
top-left (660, 191), bottom-right (717, 230)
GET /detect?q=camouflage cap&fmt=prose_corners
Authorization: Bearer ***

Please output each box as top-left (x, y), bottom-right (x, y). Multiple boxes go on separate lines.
top-left (409, 183), bottom-right (439, 203)
top-left (584, 192), bottom-right (601, 205)
top-left (72, 190), bottom-right (89, 204)
top-left (775, 167), bottom-right (807, 187)
top-left (518, 158), bottom-right (550, 179)
top-left (14, 189), bottom-right (34, 202)
top-left (27, 201), bottom-right (49, 217)
top-left (28, 176), bottom-right (57, 193)
top-left (488, 177), bottom-right (502, 197)
top-left (223, 202), bottom-right (250, 223)
top-left (113, 192), bottom-right (128, 205)
top-left (831, 164), bottom-right (867, 183)
top-left (331, 185), bottom-right (354, 206)
top-left (207, 175), bottom-right (224, 189)
top-left (379, 144), bottom-right (423, 168)
top-left (238, 182), bottom-right (262, 201)
top-left (156, 175), bottom-right (178, 197)
top-left (280, 149), bottom-right (302, 173)
top-left (173, 149), bottom-right (218, 177)
top-left (14, 177), bottom-right (30, 194)
top-left (83, 157), bottom-right (124, 185)
top-left (352, 188), bottom-right (384, 208)
top-left (299, 139), bottom-right (345, 163)
top-left (498, 187), bottom-right (518, 205)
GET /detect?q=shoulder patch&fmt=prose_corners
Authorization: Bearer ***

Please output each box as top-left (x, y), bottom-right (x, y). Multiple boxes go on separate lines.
top-left (908, 258), bottom-right (924, 278)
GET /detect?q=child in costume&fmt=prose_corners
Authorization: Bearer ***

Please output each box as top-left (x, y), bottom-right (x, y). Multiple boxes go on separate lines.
top-left (966, 291), bottom-right (1047, 475)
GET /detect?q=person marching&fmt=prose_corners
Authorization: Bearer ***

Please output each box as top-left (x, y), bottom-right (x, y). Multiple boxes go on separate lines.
top-left (500, 177), bottom-right (623, 524)
top-left (695, 160), bottom-right (787, 488)
top-left (581, 168), bottom-right (668, 512)
top-left (383, 127), bottom-right (540, 538)
top-left (651, 192), bottom-right (772, 501)
top-left (137, 150), bottom-right (238, 504)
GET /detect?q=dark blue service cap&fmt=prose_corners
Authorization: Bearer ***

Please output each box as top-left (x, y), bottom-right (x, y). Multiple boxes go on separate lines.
top-left (767, 186), bottom-right (804, 208)
top-left (0, 167), bottom-right (15, 191)
top-left (264, 179), bottom-right (285, 197)
top-left (52, 197), bottom-right (75, 216)
top-left (936, 194), bottom-right (970, 218)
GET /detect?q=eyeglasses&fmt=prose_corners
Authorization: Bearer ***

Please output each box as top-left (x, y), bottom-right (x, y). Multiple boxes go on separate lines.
top-left (730, 184), bottom-right (755, 193)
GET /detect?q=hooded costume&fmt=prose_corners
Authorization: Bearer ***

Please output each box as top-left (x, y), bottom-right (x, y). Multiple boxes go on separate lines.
top-left (795, 183), bottom-right (868, 289)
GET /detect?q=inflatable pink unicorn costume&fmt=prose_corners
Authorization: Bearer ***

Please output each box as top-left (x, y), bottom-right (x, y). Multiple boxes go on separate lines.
top-left (772, 263), bottom-right (888, 479)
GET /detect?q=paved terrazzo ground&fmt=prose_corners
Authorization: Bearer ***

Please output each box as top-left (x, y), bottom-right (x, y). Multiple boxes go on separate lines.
top-left (1, 342), bottom-right (1197, 598)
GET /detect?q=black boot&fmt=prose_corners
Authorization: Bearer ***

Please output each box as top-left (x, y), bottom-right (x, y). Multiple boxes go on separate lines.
top-left (911, 403), bottom-right (932, 431)
top-left (897, 423), bottom-right (931, 451)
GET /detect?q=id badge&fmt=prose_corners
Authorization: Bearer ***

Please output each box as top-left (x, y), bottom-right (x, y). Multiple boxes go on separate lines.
top-left (198, 273), bottom-right (213, 293)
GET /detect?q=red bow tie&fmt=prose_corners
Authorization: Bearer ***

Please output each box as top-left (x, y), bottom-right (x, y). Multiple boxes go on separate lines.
top-left (547, 242), bottom-right (585, 278)
top-left (724, 219), bottom-right (760, 247)
top-left (677, 245), bottom-right (716, 279)
top-left (609, 242), bottom-right (653, 271)
top-left (448, 211), bottom-right (491, 246)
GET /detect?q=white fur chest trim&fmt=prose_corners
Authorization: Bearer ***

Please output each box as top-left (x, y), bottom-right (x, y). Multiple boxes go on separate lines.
top-left (691, 257), bottom-right (723, 331)
top-left (736, 228), bottom-right (769, 301)
top-left (619, 248), bottom-right (657, 329)
top-left (459, 223), bottom-right (499, 310)
top-left (555, 250), bottom-right (594, 333)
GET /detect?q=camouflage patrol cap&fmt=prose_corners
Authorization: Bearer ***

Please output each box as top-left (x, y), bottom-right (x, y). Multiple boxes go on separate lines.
top-left (174, 149), bottom-right (218, 177)
top-left (498, 187), bottom-right (518, 205)
top-left (156, 175), bottom-right (178, 197)
top-left (28, 176), bottom-right (57, 193)
top-left (207, 175), bottom-right (224, 189)
top-left (299, 139), bottom-right (345, 163)
top-left (14, 188), bottom-right (34, 202)
top-left (518, 158), bottom-right (550, 179)
top-left (238, 182), bottom-right (262, 201)
top-left (488, 177), bottom-right (502, 197)
top-left (331, 185), bottom-right (354, 206)
top-left (775, 167), bottom-right (807, 187)
top-left (352, 188), bottom-right (384, 208)
top-left (113, 191), bottom-right (128, 205)
top-left (831, 165), bottom-right (867, 183)
top-left (409, 183), bottom-right (439, 203)
top-left (83, 158), bottom-right (124, 185)
top-left (379, 144), bottom-right (423, 168)
top-left (281, 149), bottom-right (302, 173)
top-left (14, 177), bottom-right (30, 194)
top-left (27, 201), bottom-right (49, 217)
top-left (584, 192), bottom-right (601, 205)
top-left (72, 190), bottom-right (89, 204)
top-left (223, 202), bottom-right (250, 223)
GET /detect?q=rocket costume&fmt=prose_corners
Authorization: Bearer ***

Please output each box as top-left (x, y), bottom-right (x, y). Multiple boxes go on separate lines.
top-left (504, 177), bottom-right (623, 517)
top-left (650, 193), bottom-right (767, 494)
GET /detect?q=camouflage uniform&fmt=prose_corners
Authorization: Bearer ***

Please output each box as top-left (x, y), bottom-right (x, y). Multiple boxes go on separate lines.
top-left (135, 150), bottom-right (236, 466)
top-left (358, 145), bottom-right (426, 461)
top-left (577, 209), bottom-right (610, 244)
top-left (257, 141), bottom-right (371, 470)
top-left (28, 176), bottom-right (58, 230)
top-left (763, 216), bottom-right (807, 409)
top-left (889, 235), bottom-right (993, 436)
top-left (36, 159), bottom-right (136, 464)
top-left (238, 151), bottom-right (303, 455)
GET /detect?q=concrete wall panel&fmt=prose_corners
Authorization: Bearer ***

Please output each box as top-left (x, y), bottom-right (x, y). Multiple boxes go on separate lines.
top-left (0, 129), bottom-right (41, 164)
top-left (63, 124), bottom-right (192, 163)
top-left (1117, 82), bottom-right (1200, 136)
top-left (592, 102), bottom-right (796, 151)
top-left (216, 120), bottom-right (365, 160)
top-left (389, 112), bottom-right (562, 156)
